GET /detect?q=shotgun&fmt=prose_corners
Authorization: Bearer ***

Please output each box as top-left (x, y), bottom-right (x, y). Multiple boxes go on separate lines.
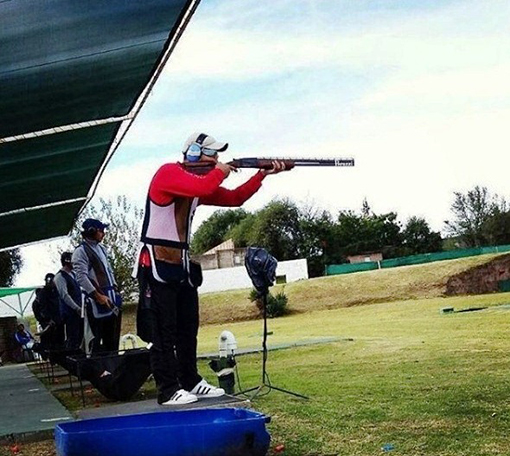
top-left (184, 157), bottom-right (355, 174)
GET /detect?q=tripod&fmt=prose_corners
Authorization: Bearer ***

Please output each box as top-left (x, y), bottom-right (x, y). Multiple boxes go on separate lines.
top-left (236, 290), bottom-right (308, 401)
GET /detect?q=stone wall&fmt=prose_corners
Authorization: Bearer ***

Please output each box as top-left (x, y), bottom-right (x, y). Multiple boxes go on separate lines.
top-left (445, 254), bottom-right (510, 295)
top-left (193, 248), bottom-right (246, 270)
top-left (0, 316), bottom-right (18, 362)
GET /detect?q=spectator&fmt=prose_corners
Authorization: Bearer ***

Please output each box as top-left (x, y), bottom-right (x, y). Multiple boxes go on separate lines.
top-left (72, 218), bottom-right (122, 353)
top-left (14, 323), bottom-right (38, 362)
top-left (54, 252), bottom-right (83, 351)
top-left (32, 273), bottom-right (65, 354)
top-left (14, 323), bottom-right (34, 349)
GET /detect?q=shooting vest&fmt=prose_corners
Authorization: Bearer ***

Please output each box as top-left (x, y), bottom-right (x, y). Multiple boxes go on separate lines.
top-left (56, 270), bottom-right (81, 320)
top-left (139, 193), bottom-right (199, 284)
top-left (79, 242), bottom-right (121, 319)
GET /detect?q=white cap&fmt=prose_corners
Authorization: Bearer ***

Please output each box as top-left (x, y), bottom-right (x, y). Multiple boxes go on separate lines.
top-left (182, 132), bottom-right (229, 154)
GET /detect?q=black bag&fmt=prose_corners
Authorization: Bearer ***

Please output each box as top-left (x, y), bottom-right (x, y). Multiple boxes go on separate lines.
top-left (245, 247), bottom-right (277, 294)
top-left (189, 260), bottom-right (203, 288)
top-left (77, 349), bottom-right (151, 401)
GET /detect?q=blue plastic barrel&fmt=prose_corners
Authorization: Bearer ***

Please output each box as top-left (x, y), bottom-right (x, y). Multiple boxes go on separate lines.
top-left (55, 408), bottom-right (271, 456)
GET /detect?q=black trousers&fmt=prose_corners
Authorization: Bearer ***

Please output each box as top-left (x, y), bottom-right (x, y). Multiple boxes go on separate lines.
top-left (148, 277), bottom-right (202, 403)
top-left (88, 308), bottom-right (122, 354)
top-left (63, 312), bottom-right (84, 351)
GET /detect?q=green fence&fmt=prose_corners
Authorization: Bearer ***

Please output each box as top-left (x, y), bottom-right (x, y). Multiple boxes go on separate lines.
top-left (325, 244), bottom-right (510, 276)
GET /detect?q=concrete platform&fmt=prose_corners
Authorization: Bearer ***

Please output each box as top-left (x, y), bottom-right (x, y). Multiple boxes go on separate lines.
top-left (0, 337), bottom-right (340, 443)
top-left (0, 364), bottom-right (73, 443)
top-left (77, 394), bottom-right (250, 420)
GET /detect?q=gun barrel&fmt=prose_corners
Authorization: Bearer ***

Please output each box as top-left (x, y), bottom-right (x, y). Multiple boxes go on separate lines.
top-left (292, 158), bottom-right (355, 167)
top-left (230, 157), bottom-right (355, 168)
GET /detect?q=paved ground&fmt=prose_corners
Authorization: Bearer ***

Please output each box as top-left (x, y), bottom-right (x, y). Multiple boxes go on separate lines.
top-left (0, 338), bottom-right (341, 443)
top-left (0, 364), bottom-right (73, 443)
top-left (78, 394), bottom-right (249, 420)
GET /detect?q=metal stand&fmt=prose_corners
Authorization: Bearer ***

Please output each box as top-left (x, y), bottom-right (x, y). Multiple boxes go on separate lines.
top-left (236, 292), bottom-right (308, 400)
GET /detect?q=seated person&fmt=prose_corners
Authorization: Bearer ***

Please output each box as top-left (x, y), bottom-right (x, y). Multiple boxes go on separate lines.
top-left (14, 324), bottom-right (37, 362)
top-left (14, 323), bottom-right (35, 349)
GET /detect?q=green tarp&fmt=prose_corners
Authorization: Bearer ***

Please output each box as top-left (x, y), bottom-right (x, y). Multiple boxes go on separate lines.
top-left (0, 200), bottom-right (85, 248)
top-left (0, 0), bottom-right (196, 251)
top-left (0, 0), bottom-right (192, 138)
top-left (0, 287), bottom-right (38, 299)
top-left (326, 244), bottom-right (510, 276)
top-left (0, 124), bottom-right (120, 213)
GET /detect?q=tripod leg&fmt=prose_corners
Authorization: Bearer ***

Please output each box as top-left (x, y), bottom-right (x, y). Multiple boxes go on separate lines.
top-left (265, 383), bottom-right (309, 399)
top-left (235, 291), bottom-right (307, 400)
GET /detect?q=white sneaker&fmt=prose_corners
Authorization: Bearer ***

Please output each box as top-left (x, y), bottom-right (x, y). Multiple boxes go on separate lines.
top-left (191, 379), bottom-right (225, 398)
top-left (160, 389), bottom-right (198, 405)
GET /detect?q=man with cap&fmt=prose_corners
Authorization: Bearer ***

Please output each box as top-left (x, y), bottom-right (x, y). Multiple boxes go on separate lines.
top-left (73, 218), bottom-right (122, 353)
top-left (54, 252), bottom-right (83, 351)
top-left (134, 132), bottom-right (289, 405)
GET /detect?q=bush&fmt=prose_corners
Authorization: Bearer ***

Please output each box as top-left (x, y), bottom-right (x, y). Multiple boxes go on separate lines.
top-left (248, 289), bottom-right (289, 318)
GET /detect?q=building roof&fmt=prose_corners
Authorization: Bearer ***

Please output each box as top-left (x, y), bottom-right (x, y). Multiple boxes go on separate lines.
top-left (203, 239), bottom-right (236, 255)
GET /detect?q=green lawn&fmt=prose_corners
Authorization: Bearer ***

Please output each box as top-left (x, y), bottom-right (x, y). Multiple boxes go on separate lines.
top-left (196, 292), bottom-right (510, 455)
top-left (10, 255), bottom-right (510, 456)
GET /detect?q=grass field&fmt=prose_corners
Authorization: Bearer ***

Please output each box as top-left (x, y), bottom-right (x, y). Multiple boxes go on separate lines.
top-left (6, 254), bottom-right (510, 456)
top-left (196, 292), bottom-right (510, 455)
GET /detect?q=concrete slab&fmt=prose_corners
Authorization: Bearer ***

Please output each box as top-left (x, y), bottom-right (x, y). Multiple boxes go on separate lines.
top-left (199, 336), bottom-right (343, 358)
top-left (77, 394), bottom-right (250, 420)
top-left (0, 364), bottom-right (73, 443)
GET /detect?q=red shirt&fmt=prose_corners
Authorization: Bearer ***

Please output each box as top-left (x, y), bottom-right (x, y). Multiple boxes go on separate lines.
top-left (149, 163), bottom-right (265, 207)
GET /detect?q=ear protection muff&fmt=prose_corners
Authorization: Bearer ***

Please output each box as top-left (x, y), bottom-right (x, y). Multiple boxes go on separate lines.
top-left (186, 133), bottom-right (208, 162)
top-left (82, 226), bottom-right (98, 237)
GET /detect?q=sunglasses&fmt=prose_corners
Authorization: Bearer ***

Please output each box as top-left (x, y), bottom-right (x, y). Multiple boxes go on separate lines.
top-left (186, 144), bottom-right (219, 162)
top-left (201, 147), bottom-right (218, 157)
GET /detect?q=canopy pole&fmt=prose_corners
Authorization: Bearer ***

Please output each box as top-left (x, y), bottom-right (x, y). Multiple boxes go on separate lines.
top-left (0, 297), bottom-right (22, 317)
top-left (17, 294), bottom-right (23, 318)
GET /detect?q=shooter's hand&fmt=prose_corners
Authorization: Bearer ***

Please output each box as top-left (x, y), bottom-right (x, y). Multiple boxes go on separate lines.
top-left (261, 160), bottom-right (288, 176)
top-left (95, 292), bottom-right (112, 308)
top-left (216, 162), bottom-right (236, 177)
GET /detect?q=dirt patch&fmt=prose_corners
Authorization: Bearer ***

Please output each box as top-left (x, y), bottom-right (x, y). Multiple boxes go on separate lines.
top-left (445, 254), bottom-right (510, 295)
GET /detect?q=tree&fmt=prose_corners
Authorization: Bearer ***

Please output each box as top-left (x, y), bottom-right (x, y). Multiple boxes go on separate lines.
top-left (445, 186), bottom-right (505, 247)
top-left (480, 210), bottom-right (510, 245)
top-left (334, 211), bottom-right (403, 259)
top-left (402, 216), bottom-right (442, 255)
top-left (66, 196), bottom-right (143, 299)
top-left (227, 212), bottom-right (257, 248)
top-left (0, 249), bottom-right (23, 287)
top-left (191, 209), bottom-right (249, 254)
top-left (361, 198), bottom-right (372, 217)
top-left (245, 199), bottom-right (302, 261)
top-left (297, 205), bottom-right (336, 277)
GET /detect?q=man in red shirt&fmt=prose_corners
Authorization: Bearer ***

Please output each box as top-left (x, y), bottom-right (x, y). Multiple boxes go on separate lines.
top-left (135, 132), bottom-right (288, 405)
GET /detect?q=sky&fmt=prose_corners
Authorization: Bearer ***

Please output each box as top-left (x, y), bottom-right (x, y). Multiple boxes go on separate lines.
top-left (15, 0), bottom-right (510, 286)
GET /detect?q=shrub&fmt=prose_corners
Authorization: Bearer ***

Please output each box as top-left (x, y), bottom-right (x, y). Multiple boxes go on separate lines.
top-left (248, 288), bottom-right (289, 318)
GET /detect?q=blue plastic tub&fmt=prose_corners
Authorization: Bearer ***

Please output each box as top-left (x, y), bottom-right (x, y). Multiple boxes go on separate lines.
top-left (55, 408), bottom-right (271, 456)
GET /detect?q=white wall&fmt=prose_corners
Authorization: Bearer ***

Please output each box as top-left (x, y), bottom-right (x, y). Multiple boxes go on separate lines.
top-left (0, 259), bottom-right (309, 314)
top-left (199, 258), bottom-right (308, 294)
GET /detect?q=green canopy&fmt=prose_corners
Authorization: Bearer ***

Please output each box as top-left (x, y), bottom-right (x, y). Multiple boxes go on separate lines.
top-left (0, 287), bottom-right (38, 318)
top-left (0, 0), bottom-right (198, 251)
top-left (0, 288), bottom-right (38, 299)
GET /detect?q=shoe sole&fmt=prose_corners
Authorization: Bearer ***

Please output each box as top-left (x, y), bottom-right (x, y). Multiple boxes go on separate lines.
top-left (160, 397), bottom-right (198, 405)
